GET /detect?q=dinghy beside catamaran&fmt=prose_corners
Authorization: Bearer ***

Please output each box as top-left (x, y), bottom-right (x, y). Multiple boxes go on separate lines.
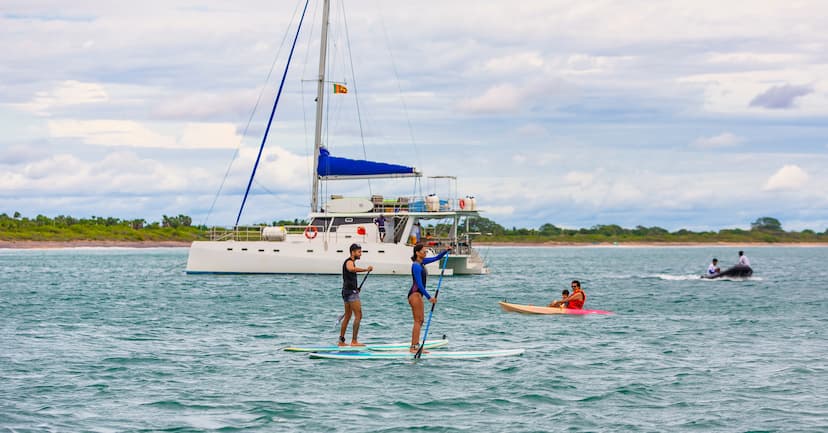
top-left (185, 0), bottom-right (488, 276)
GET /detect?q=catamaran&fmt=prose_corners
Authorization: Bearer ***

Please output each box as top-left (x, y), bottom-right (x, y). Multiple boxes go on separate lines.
top-left (185, 0), bottom-right (488, 275)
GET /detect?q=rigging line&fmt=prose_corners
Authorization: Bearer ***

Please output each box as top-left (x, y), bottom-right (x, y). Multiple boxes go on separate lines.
top-left (375, 0), bottom-right (421, 172)
top-left (300, 0), bottom-right (321, 210)
top-left (341, 0), bottom-right (372, 197)
top-left (235, 0), bottom-right (311, 227)
top-left (202, 0), bottom-right (304, 227)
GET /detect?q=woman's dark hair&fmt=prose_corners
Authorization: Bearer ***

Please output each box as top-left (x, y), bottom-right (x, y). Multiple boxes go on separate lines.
top-left (411, 244), bottom-right (424, 261)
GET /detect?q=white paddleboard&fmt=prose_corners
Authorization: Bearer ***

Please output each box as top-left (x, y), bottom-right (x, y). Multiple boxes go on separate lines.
top-left (284, 339), bottom-right (448, 352)
top-left (325, 197), bottom-right (374, 213)
top-left (309, 348), bottom-right (525, 360)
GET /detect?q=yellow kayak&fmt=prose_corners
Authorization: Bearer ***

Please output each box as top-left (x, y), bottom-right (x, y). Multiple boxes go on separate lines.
top-left (499, 301), bottom-right (612, 315)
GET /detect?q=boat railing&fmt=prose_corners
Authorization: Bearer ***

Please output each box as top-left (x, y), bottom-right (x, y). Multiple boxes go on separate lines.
top-left (419, 236), bottom-right (474, 256)
top-left (206, 225), bottom-right (320, 241)
top-left (371, 196), bottom-right (477, 213)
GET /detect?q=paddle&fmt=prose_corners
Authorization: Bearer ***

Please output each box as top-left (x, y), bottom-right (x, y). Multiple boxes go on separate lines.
top-left (335, 270), bottom-right (371, 328)
top-left (415, 251), bottom-right (450, 359)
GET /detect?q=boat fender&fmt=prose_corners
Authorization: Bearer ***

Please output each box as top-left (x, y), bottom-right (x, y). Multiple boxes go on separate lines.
top-left (357, 226), bottom-right (366, 235)
top-left (304, 226), bottom-right (318, 239)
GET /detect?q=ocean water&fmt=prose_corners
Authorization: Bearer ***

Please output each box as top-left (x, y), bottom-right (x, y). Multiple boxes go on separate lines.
top-left (1, 246), bottom-right (826, 432)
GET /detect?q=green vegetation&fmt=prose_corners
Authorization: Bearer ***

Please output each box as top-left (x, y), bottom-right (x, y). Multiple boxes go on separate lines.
top-left (0, 213), bottom-right (204, 242)
top-left (452, 216), bottom-right (828, 244)
top-left (2, 212), bottom-right (826, 244)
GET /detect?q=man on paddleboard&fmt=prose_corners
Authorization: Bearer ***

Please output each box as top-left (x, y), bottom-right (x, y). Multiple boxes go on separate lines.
top-left (561, 280), bottom-right (586, 309)
top-left (340, 244), bottom-right (373, 347)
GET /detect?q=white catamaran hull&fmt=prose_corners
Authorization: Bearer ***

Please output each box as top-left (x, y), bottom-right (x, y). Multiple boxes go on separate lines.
top-left (186, 238), bottom-right (485, 275)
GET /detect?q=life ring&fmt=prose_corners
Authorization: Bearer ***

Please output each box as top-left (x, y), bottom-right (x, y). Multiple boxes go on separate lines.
top-left (304, 226), bottom-right (318, 239)
top-left (459, 198), bottom-right (466, 209)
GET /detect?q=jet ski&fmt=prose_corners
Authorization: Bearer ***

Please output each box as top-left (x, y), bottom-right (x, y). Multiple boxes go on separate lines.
top-left (701, 264), bottom-right (753, 279)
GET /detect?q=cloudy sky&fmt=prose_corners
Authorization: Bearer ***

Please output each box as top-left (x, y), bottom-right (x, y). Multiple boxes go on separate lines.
top-left (2, 0), bottom-right (827, 231)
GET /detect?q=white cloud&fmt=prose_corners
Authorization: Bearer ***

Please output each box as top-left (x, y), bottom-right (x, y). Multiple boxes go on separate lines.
top-left (705, 52), bottom-right (808, 66)
top-left (457, 83), bottom-right (523, 114)
top-left (14, 81), bottom-right (109, 116)
top-left (764, 165), bottom-right (809, 191)
top-left (564, 171), bottom-right (595, 187)
top-left (483, 52), bottom-right (544, 75)
top-left (47, 119), bottom-right (241, 149)
top-left (691, 132), bottom-right (744, 149)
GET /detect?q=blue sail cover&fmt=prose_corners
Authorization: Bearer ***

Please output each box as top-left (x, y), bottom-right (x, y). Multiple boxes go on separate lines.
top-left (317, 148), bottom-right (419, 179)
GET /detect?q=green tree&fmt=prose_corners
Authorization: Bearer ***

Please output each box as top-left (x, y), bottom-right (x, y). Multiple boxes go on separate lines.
top-left (751, 217), bottom-right (783, 232)
top-left (539, 223), bottom-right (562, 235)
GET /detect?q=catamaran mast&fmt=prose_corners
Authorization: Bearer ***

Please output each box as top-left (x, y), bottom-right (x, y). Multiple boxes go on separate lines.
top-left (311, 0), bottom-right (331, 212)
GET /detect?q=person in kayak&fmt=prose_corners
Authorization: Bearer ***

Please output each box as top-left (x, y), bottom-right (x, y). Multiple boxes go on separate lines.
top-left (707, 258), bottom-right (720, 276)
top-left (408, 243), bottom-right (451, 353)
top-left (738, 251), bottom-right (751, 267)
top-left (339, 243), bottom-right (373, 347)
top-left (561, 280), bottom-right (586, 309)
top-left (548, 289), bottom-right (570, 308)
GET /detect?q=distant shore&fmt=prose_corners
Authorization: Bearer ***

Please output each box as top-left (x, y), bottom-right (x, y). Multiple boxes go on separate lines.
top-left (475, 241), bottom-right (828, 247)
top-left (0, 240), bottom-right (193, 249)
top-left (2, 239), bottom-right (827, 249)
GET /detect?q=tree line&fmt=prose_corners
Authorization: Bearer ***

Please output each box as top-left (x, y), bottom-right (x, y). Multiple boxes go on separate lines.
top-left (454, 216), bottom-right (828, 243)
top-left (0, 212), bottom-right (202, 241)
top-left (2, 212), bottom-right (826, 243)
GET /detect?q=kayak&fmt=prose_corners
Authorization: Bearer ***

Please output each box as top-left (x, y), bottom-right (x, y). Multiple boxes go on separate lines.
top-left (284, 339), bottom-right (448, 352)
top-left (309, 348), bottom-right (525, 360)
top-left (701, 264), bottom-right (753, 279)
top-left (499, 301), bottom-right (613, 315)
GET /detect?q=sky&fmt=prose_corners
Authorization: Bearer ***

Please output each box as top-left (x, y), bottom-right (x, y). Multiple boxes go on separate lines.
top-left (1, 0), bottom-right (827, 231)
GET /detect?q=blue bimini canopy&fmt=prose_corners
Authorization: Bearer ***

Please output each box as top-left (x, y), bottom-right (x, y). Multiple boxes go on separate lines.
top-left (317, 147), bottom-right (420, 179)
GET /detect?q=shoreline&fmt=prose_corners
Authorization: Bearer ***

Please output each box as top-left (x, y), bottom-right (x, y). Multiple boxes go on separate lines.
top-left (475, 241), bottom-right (828, 247)
top-left (0, 240), bottom-right (193, 249)
top-left (2, 239), bottom-right (827, 249)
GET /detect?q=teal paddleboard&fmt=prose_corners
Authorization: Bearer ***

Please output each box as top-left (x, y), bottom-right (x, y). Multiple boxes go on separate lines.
top-left (309, 348), bottom-right (525, 360)
top-left (284, 339), bottom-right (448, 353)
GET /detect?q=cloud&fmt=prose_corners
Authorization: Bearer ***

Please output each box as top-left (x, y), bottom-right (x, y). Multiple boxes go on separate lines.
top-left (150, 90), bottom-right (260, 121)
top-left (749, 84), bottom-right (814, 109)
top-left (516, 123), bottom-right (549, 137)
top-left (483, 52), bottom-right (544, 75)
top-left (47, 120), bottom-right (241, 149)
top-left (0, 145), bottom-right (309, 197)
top-left (13, 80), bottom-right (109, 116)
top-left (691, 132), bottom-right (744, 149)
top-left (763, 164), bottom-right (809, 191)
top-left (457, 83), bottom-right (523, 114)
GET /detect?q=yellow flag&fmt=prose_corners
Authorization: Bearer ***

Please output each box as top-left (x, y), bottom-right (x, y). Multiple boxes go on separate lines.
top-left (333, 83), bottom-right (348, 94)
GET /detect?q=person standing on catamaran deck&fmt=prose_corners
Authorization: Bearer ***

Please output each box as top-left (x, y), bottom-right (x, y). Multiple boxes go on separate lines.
top-left (408, 244), bottom-right (451, 353)
top-left (561, 280), bottom-right (586, 309)
top-left (339, 244), bottom-right (373, 347)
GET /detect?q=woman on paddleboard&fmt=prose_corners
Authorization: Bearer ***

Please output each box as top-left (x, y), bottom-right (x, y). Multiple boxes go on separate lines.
top-left (408, 244), bottom-right (451, 353)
